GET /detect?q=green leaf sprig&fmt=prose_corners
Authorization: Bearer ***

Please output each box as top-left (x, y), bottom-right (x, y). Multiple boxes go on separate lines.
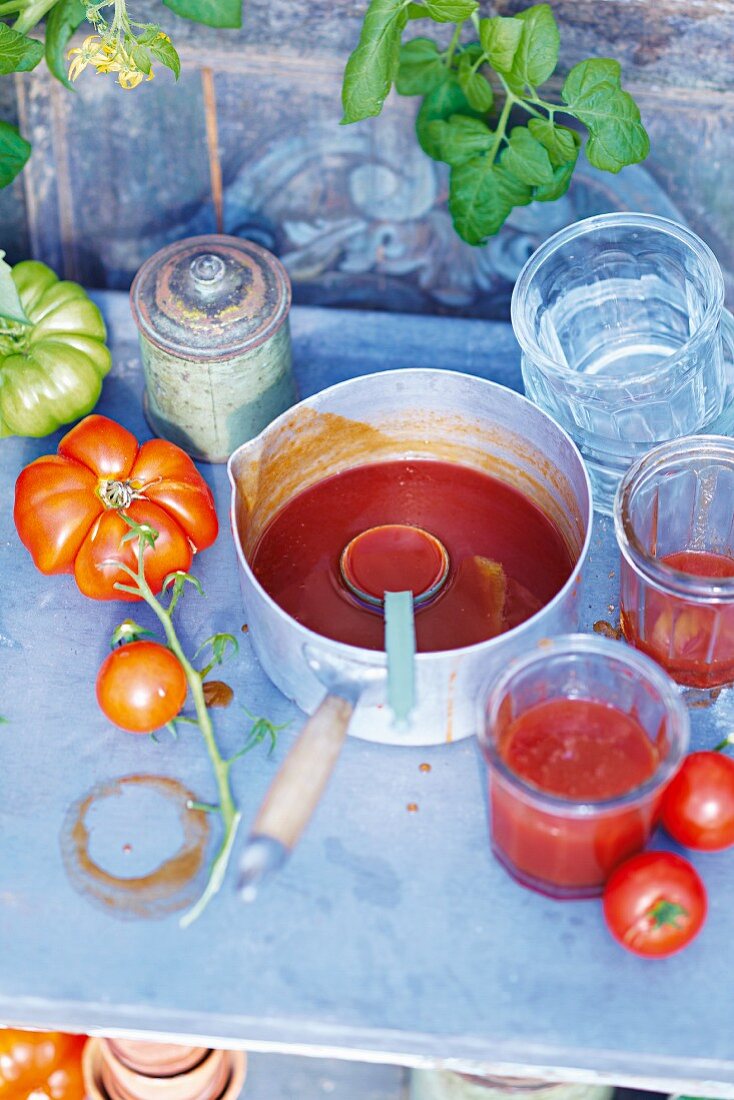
top-left (341, 0), bottom-right (649, 244)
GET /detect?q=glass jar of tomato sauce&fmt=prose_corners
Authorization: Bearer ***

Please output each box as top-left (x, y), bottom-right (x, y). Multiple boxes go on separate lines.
top-left (615, 435), bottom-right (734, 688)
top-left (479, 635), bottom-right (689, 898)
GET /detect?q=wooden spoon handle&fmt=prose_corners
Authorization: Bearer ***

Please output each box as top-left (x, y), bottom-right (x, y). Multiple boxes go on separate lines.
top-left (249, 693), bottom-right (355, 851)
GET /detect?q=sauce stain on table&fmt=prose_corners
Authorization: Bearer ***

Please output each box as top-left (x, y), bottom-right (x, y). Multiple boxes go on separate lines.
top-left (60, 775), bottom-right (211, 920)
top-left (593, 619), bottom-right (622, 640)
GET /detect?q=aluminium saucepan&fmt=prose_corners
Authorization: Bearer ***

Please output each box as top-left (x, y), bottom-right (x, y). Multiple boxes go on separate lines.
top-left (226, 368), bottom-right (593, 893)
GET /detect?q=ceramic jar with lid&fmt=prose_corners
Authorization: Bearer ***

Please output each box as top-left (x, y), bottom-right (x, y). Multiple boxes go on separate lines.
top-left (131, 234), bottom-right (296, 463)
top-left (410, 1071), bottom-right (614, 1100)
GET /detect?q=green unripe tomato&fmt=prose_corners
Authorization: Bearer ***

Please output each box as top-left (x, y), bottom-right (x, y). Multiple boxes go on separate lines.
top-left (0, 260), bottom-right (111, 437)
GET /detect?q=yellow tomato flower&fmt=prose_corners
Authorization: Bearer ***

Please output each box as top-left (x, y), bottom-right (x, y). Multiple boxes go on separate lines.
top-left (117, 66), bottom-right (154, 90)
top-left (67, 34), bottom-right (110, 82)
top-left (68, 31), bottom-right (158, 90)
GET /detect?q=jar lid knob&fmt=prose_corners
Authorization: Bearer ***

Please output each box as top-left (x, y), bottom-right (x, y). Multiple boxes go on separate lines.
top-left (190, 253), bottom-right (226, 286)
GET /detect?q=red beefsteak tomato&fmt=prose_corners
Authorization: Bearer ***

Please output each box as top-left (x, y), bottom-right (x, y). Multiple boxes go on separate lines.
top-left (14, 415), bottom-right (218, 599)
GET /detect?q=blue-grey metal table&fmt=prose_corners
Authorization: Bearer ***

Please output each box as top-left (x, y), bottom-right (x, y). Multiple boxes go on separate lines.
top-left (2, 295), bottom-right (733, 1097)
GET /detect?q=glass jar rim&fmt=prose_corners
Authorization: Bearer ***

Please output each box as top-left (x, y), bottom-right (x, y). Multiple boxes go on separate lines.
top-left (614, 435), bottom-right (734, 600)
top-left (478, 633), bottom-right (689, 816)
top-left (510, 212), bottom-right (725, 386)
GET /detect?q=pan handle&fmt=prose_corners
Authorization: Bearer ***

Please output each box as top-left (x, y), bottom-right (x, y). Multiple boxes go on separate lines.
top-left (237, 693), bottom-right (355, 901)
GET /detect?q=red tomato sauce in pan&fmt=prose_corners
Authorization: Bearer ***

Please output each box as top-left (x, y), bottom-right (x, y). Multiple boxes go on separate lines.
top-left (250, 459), bottom-right (574, 651)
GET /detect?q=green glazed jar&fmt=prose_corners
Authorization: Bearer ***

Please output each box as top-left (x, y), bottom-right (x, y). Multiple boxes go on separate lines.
top-left (130, 235), bottom-right (296, 462)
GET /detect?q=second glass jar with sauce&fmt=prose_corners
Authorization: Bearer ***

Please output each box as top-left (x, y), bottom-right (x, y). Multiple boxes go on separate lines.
top-left (615, 435), bottom-right (734, 688)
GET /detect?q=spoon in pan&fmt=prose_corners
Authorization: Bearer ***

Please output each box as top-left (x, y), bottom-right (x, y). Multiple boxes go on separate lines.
top-left (237, 523), bottom-right (450, 901)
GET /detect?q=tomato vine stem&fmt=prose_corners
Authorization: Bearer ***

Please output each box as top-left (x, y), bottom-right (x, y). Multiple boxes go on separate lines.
top-left (111, 530), bottom-right (241, 927)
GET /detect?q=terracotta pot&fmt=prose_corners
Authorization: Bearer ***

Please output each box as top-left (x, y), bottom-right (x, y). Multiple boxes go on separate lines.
top-left (106, 1041), bottom-right (207, 1076)
top-left (83, 1039), bottom-right (247, 1100)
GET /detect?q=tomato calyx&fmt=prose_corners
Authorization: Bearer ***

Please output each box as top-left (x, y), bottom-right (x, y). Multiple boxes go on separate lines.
top-left (623, 896), bottom-right (689, 949)
top-left (646, 898), bottom-right (688, 929)
top-left (0, 320), bottom-right (28, 352)
top-left (98, 477), bottom-right (142, 509)
top-left (109, 618), bottom-right (156, 648)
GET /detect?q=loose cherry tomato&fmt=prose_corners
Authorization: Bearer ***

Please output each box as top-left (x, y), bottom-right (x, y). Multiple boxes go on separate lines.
top-left (0, 1029), bottom-right (86, 1100)
top-left (603, 851), bottom-right (706, 958)
top-left (97, 641), bottom-right (187, 733)
top-left (661, 751), bottom-right (734, 850)
top-left (14, 415), bottom-right (218, 600)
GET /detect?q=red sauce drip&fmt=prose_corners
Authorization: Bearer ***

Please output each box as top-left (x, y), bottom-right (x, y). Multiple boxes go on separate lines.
top-left (501, 698), bottom-right (659, 801)
top-left (251, 460), bottom-right (574, 652)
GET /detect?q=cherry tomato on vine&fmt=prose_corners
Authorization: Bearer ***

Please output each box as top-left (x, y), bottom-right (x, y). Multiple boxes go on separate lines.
top-left (0, 1029), bottom-right (86, 1100)
top-left (603, 851), bottom-right (706, 957)
top-left (97, 641), bottom-right (187, 733)
top-left (661, 751), bottom-right (734, 851)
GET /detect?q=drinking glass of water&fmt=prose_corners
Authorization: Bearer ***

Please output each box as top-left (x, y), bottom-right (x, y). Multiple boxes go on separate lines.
top-left (511, 213), bottom-right (734, 513)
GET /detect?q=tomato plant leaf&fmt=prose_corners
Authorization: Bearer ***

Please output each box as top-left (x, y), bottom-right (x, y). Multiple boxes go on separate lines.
top-left (423, 0), bottom-right (477, 22)
top-left (162, 0), bottom-right (242, 28)
top-left (396, 37), bottom-right (445, 96)
top-left (562, 66), bottom-right (649, 172)
top-left (500, 125), bottom-right (554, 185)
top-left (428, 113), bottom-right (493, 166)
top-left (448, 155), bottom-right (531, 244)
top-left (532, 159), bottom-right (575, 201)
top-left (341, 0), bottom-right (409, 123)
top-left (507, 3), bottom-right (559, 91)
top-left (582, 95), bottom-right (649, 173)
top-left (457, 52), bottom-right (493, 112)
top-left (525, 119), bottom-right (580, 201)
top-left (562, 57), bottom-right (622, 101)
top-left (344, 0), bottom-right (650, 243)
top-left (0, 22), bottom-right (44, 75)
top-left (0, 121), bottom-right (31, 191)
top-left (527, 117), bottom-right (580, 166)
top-left (44, 0), bottom-right (86, 89)
top-left (129, 43), bottom-right (152, 75)
top-left (416, 74), bottom-right (480, 159)
top-left (478, 16), bottom-right (523, 74)
top-left (145, 33), bottom-right (181, 80)
top-left (0, 250), bottom-right (29, 325)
